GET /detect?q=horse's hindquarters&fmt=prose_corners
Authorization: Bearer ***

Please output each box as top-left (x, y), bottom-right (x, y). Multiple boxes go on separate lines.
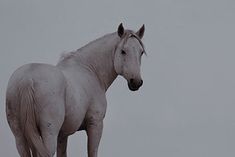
top-left (6, 63), bottom-right (67, 156)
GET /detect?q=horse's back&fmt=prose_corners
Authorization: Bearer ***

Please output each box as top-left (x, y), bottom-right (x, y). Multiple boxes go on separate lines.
top-left (8, 63), bottom-right (64, 84)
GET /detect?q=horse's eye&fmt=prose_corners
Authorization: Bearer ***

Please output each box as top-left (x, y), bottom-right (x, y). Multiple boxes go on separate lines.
top-left (121, 50), bottom-right (126, 55)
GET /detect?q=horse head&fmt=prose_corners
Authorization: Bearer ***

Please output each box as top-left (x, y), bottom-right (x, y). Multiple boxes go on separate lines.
top-left (114, 23), bottom-right (145, 91)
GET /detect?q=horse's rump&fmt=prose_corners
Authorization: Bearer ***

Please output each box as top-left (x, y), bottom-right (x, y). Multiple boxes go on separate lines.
top-left (6, 63), bottom-right (66, 157)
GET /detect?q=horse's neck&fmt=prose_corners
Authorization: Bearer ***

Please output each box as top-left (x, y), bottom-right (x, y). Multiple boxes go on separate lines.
top-left (58, 33), bottom-right (119, 91)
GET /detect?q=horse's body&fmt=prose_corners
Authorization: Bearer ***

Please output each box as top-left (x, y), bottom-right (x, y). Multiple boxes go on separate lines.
top-left (6, 24), bottom-right (145, 157)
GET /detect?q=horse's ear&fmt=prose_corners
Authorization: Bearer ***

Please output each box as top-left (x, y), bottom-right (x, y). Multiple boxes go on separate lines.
top-left (136, 24), bottom-right (145, 39)
top-left (117, 23), bottom-right (124, 38)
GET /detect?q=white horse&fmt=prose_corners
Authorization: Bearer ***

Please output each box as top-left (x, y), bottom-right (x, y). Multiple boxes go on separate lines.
top-left (6, 23), bottom-right (145, 157)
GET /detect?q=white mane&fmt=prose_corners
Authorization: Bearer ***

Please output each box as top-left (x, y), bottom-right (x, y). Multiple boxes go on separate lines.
top-left (58, 30), bottom-right (145, 63)
top-left (59, 50), bottom-right (77, 62)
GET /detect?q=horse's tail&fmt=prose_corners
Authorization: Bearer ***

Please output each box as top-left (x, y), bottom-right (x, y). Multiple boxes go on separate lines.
top-left (19, 79), bottom-right (50, 157)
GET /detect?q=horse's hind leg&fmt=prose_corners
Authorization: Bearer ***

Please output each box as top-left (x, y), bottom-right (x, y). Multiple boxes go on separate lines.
top-left (29, 121), bottom-right (59, 157)
top-left (57, 132), bottom-right (68, 157)
top-left (7, 115), bottom-right (31, 156)
top-left (40, 130), bottom-right (58, 157)
top-left (6, 100), bottom-right (31, 157)
top-left (39, 103), bottom-right (65, 156)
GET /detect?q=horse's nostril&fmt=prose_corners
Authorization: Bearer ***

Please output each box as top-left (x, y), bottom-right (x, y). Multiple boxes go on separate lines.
top-left (130, 78), bottom-right (134, 83)
top-left (140, 79), bottom-right (143, 86)
top-left (128, 78), bottom-right (143, 91)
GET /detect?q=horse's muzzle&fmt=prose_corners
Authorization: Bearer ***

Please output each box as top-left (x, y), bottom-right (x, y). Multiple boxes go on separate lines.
top-left (128, 79), bottom-right (143, 91)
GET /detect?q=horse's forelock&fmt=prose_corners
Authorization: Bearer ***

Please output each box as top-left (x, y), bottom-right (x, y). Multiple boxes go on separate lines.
top-left (121, 30), bottom-right (146, 54)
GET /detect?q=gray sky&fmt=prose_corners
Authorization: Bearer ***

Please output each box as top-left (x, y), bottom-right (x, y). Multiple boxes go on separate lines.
top-left (1, 0), bottom-right (235, 156)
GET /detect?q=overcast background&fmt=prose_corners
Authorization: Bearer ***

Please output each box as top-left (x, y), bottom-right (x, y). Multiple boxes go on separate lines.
top-left (1, 0), bottom-right (235, 156)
